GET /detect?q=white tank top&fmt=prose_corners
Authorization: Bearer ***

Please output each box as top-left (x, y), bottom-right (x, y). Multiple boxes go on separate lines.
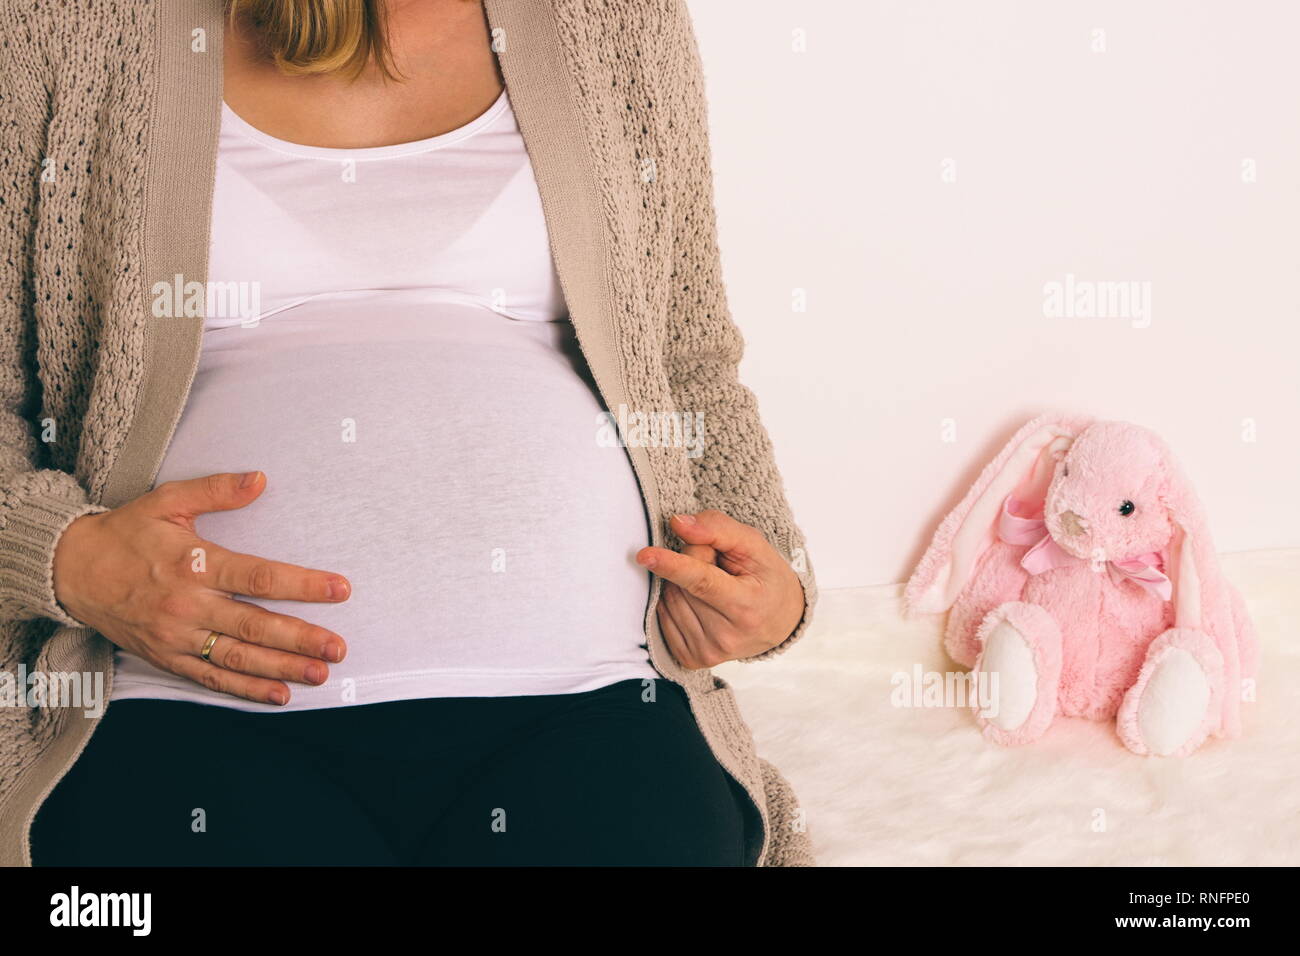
top-left (109, 89), bottom-right (659, 711)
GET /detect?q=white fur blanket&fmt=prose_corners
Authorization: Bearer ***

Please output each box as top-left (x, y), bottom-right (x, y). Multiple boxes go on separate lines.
top-left (717, 549), bottom-right (1299, 866)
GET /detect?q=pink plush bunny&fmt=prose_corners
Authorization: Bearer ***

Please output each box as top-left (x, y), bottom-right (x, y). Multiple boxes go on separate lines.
top-left (904, 414), bottom-right (1258, 756)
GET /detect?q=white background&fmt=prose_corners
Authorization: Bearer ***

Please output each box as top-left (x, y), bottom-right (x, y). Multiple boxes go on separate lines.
top-left (689, 0), bottom-right (1300, 589)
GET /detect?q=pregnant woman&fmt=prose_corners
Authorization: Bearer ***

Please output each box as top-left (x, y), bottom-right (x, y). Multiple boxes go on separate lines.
top-left (0, 0), bottom-right (817, 865)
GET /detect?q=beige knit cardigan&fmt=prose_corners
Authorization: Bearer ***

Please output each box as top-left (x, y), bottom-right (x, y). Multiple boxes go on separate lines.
top-left (0, 0), bottom-right (818, 867)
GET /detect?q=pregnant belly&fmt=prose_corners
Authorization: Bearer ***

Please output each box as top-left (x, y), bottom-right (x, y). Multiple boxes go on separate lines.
top-left (115, 293), bottom-right (657, 710)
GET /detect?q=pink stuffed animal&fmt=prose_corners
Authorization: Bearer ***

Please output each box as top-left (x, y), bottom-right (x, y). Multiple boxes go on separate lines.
top-left (904, 414), bottom-right (1257, 756)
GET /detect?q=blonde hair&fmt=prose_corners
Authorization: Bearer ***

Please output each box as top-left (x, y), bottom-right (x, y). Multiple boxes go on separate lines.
top-left (228, 0), bottom-right (477, 81)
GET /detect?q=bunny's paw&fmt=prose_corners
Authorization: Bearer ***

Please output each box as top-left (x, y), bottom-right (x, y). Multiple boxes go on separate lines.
top-left (1117, 628), bottom-right (1224, 757)
top-left (971, 602), bottom-right (1062, 745)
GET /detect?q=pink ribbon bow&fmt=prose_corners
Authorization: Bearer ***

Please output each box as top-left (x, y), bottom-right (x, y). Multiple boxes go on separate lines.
top-left (997, 496), bottom-right (1171, 601)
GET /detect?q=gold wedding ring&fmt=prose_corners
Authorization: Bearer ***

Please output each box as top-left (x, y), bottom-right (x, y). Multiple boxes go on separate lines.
top-left (200, 630), bottom-right (221, 663)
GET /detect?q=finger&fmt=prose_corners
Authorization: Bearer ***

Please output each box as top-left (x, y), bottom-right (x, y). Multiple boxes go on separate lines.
top-left (146, 471), bottom-right (267, 519)
top-left (169, 652), bottom-right (292, 707)
top-left (681, 542), bottom-right (716, 565)
top-left (201, 594), bottom-right (347, 663)
top-left (636, 545), bottom-right (746, 613)
top-left (665, 581), bottom-right (763, 665)
top-left (662, 582), bottom-right (709, 645)
top-left (670, 511), bottom-right (770, 575)
top-left (196, 629), bottom-right (332, 687)
top-left (200, 542), bottom-right (351, 605)
top-left (656, 598), bottom-right (702, 670)
top-left (659, 586), bottom-right (730, 669)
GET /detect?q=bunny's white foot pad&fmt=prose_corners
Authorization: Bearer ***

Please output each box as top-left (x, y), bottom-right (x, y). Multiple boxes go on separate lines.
top-left (1118, 628), bottom-right (1224, 757)
top-left (972, 602), bottom-right (1062, 746)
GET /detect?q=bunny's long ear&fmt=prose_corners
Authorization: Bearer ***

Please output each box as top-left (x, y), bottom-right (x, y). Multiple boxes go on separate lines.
top-left (904, 414), bottom-right (1086, 616)
top-left (1162, 453), bottom-right (1251, 739)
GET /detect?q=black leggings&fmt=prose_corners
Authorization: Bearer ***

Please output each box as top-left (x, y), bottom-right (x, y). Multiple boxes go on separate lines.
top-left (31, 678), bottom-right (755, 866)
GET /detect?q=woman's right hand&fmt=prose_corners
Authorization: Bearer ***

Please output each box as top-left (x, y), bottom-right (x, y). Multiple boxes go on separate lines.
top-left (51, 471), bottom-right (350, 706)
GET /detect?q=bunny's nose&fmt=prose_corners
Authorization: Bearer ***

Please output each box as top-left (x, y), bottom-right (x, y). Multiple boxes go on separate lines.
top-left (1059, 510), bottom-right (1088, 537)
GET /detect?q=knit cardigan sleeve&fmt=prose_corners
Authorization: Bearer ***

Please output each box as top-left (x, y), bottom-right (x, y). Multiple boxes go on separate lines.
top-left (659, 1), bottom-right (818, 661)
top-left (0, 15), bottom-right (110, 628)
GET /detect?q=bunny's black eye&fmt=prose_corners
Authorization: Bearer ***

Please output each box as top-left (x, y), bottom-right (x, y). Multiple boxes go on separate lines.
top-left (1118, 500), bottom-right (1136, 517)
top-left (1062, 464), bottom-right (1069, 477)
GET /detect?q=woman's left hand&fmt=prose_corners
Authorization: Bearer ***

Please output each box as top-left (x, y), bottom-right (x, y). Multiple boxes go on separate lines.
top-left (635, 511), bottom-right (805, 668)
